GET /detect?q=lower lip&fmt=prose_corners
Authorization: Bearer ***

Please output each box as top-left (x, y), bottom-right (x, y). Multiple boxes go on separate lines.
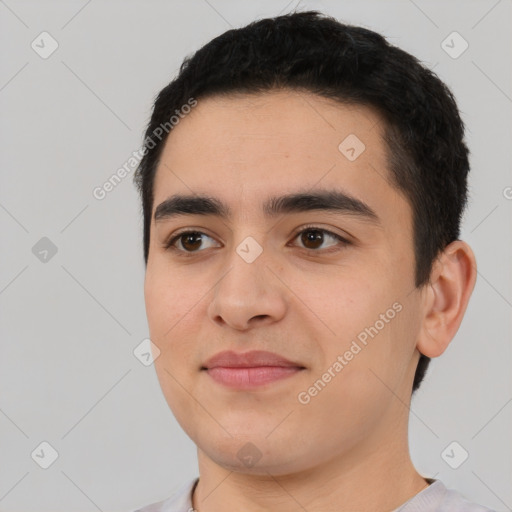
top-left (205, 366), bottom-right (303, 389)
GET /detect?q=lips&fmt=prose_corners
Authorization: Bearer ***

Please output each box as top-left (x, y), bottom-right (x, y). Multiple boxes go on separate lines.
top-left (201, 350), bottom-right (305, 389)
top-left (202, 350), bottom-right (304, 369)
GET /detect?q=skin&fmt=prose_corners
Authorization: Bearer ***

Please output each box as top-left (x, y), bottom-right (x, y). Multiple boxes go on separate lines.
top-left (144, 90), bottom-right (477, 512)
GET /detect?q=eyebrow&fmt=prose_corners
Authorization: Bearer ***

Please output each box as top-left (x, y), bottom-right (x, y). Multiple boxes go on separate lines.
top-left (154, 189), bottom-right (381, 226)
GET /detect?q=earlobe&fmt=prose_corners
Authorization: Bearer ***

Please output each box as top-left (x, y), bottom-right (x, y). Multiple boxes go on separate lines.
top-left (416, 241), bottom-right (477, 358)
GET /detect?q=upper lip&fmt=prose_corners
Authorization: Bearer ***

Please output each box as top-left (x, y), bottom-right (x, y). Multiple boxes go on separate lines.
top-left (202, 350), bottom-right (304, 369)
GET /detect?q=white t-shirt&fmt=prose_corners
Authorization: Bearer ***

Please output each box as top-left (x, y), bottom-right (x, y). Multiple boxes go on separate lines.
top-left (133, 477), bottom-right (496, 511)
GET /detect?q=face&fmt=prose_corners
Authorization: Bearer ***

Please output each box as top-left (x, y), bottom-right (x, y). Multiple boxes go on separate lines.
top-left (144, 90), bottom-right (427, 475)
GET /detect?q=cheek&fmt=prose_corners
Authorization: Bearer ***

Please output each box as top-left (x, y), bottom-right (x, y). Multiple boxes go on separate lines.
top-left (145, 267), bottom-right (204, 418)
top-left (289, 267), bottom-right (387, 338)
top-left (144, 263), bottom-right (209, 375)
top-left (144, 262), bottom-right (196, 333)
top-left (145, 277), bottom-right (173, 339)
top-left (295, 269), bottom-right (408, 379)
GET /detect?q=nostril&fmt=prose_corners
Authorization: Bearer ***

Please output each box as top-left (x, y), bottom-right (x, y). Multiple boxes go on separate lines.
top-left (252, 314), bottom-right (269, 322)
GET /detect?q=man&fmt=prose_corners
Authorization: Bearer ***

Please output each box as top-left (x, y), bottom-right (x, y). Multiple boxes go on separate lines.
top-left (132, 10), bottom-right (493, 512)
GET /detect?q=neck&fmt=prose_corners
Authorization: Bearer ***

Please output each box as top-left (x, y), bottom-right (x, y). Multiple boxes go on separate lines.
top-left (192, 416), bottom-right (428, 512)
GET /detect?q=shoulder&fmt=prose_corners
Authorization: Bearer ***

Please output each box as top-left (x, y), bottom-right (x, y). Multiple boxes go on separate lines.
top-left (437, 481), bottom-right (496, 512)
top-left (132, 478), bottom-right (198, 512)
top-left (398, 479), bottom-right (496, 512)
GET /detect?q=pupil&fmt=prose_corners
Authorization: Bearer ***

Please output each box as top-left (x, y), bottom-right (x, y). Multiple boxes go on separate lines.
top-left (303, 230), bottom-right (322, 249)
top-left (183, 233), bottom-right (202, 250)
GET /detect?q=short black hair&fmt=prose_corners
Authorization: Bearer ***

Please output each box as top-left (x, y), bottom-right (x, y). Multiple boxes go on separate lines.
top-left (133, 10), bottom-right (470, 394)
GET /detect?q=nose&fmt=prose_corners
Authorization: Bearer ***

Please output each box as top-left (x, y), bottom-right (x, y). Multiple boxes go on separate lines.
top-left (207, 251), bottom-right (288, 331)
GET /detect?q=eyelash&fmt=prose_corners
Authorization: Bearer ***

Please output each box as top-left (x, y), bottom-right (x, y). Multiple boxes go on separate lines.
top-left (163, 224), bottom-right (351, 257)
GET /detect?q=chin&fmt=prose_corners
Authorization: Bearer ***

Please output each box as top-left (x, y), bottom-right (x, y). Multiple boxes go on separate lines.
top-left (194, 429), bottom-right (313, 476)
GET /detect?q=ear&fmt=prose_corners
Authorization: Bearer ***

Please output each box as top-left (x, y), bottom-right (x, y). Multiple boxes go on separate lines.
top-left (416, 240), bottom-right (477, 358)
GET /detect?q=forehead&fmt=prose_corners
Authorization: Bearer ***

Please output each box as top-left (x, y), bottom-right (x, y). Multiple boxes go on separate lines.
top-left (152, 90), bottom-right (404, 224)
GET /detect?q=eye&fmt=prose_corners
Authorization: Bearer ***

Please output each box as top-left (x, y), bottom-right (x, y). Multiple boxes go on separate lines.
top-left (290, 225), bottom-right (350, 252)
top-left (164, 230), bottom-right (219, 254)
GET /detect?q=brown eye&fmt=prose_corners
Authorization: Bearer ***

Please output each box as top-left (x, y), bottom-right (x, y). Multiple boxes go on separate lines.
top-left (179, 232), bottom-right (203, 251)
top-left (165, 231), bottom-right (219, 253)
top-left (294, 227), bottom-right (349, 252)
top-left (300, 229), bottom-right (324, 249)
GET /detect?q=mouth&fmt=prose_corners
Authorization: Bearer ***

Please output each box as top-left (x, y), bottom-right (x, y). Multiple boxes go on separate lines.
top-left (202, 366), bottom-right (305, 389)
top-left (201, 350), bottom-right (306, 390)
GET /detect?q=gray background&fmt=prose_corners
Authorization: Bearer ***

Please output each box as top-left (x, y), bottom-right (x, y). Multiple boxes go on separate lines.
top-left (0, 0), bottom-right (510, 511)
